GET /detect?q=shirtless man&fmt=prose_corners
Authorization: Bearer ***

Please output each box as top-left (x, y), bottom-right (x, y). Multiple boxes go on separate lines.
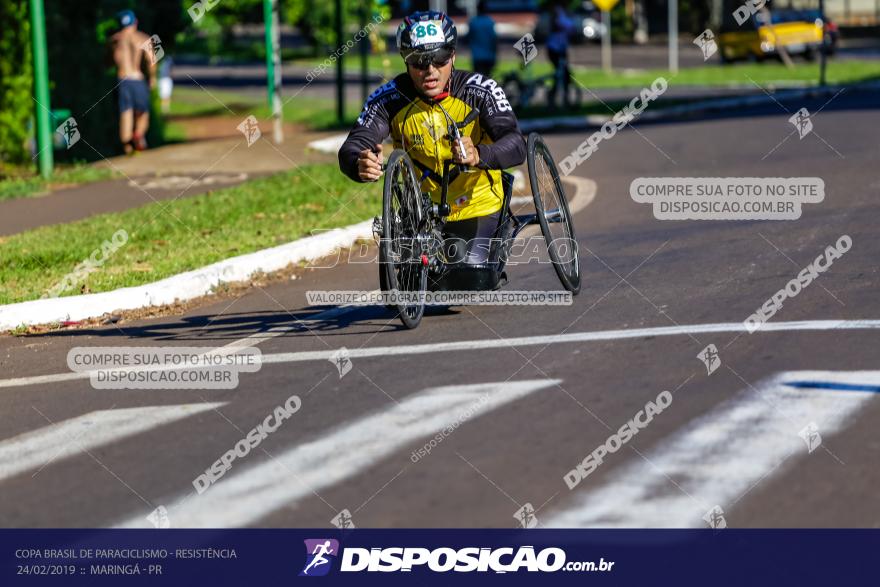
top-left (109, 10), bottom-right (156, 154)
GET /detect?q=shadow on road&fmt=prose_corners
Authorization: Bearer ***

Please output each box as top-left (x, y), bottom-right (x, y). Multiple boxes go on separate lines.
top-left (29, 304), bottom-right (463, 343)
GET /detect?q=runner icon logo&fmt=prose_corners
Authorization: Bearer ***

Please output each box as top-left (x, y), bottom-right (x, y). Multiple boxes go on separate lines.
top-left (697, 344), bottom-right (720, 375)
top-left (514, 503), bottom-right (538, 528)
top-left (331, 509), bottom-right (356, 530)
top-left (237, 115), bottom-right (262, 147)
top-left (798, 422), bottom-right (822, 453)
top-left (56, 117), bottom-right (80, 149)
top-left (693, 30), bottom-right (717, 60)
top-left (300, 539), bottom-right (340, 577)
top-left (789, 108), bottom-right (813, 139)
top-left (329, 348), bottom-right (353, 378)
top-left (141, 34), bottom-right (164, 65)
top-left (703, 505), bottom-right (727, 529)
top-left (514, 33), bottom-right (538, 65)
top-left (145, 505), bottom-right (170, 529)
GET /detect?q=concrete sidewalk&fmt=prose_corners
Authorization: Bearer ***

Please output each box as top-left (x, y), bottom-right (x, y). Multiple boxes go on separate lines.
top-left (97, 118), bottom-right (338, 176)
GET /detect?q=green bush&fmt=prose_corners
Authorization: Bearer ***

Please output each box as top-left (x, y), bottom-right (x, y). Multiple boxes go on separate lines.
top-left (0, 0), bottom-right (33, 166)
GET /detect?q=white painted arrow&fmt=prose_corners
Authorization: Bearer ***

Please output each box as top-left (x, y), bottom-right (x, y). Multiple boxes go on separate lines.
top-left (0, 403), bottom-right (224, 483)
top-left (545, 371), bottom-right (878, 528)
top-left (118, 379), bottom-right (559, 528)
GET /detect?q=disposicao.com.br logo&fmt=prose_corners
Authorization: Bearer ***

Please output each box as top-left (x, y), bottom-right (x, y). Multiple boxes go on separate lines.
top-left (300, 542), bottom-right (613, 574)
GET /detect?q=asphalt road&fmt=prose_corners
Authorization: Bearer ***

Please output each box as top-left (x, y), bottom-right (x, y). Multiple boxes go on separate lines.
top-left (1, 89), bottom-right (878, 529)
top-left (172, 38), bottom-right (880, 102)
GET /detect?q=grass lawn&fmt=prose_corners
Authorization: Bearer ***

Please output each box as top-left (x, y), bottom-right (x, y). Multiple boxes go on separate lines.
top-left (0, 163), bottom-right (380, 305)
top-left (568, 60), bottom-right (880, 89)
top-left (294, 52), bottom-right (880, 89)
top-left (167, 87), bottom-right (263, 118)
top-left (0, 165), bottom-right (119, 202)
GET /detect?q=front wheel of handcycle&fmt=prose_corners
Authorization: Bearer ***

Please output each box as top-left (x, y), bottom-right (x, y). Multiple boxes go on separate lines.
top-left (526, 132), bottom-right (581, 294)
top-left (380, 149), bottom-right (428, 329)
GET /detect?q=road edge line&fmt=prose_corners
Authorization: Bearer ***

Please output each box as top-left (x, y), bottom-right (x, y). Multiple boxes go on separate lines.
top-left (0, 221), bottom-right (372, 332)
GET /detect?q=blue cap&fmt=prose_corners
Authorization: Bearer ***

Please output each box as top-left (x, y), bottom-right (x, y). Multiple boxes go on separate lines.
top-left (118, 10), bottom-right (136, 28)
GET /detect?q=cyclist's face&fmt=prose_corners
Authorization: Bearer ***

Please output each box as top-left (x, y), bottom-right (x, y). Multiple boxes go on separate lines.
top-left (407, 52), bottom-right (455, 98)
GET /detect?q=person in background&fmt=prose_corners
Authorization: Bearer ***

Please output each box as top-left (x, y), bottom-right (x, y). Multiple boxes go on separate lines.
top-left (468, 1), bottom-right (498, 77)
top-left (158, 55), bottom-right (174, 114)
top-left (545, 0), bottom-right (575, 106)
top-left (109, 10), bottom-right (155, 154)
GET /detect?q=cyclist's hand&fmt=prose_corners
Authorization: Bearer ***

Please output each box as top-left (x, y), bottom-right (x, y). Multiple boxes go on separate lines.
top-left (357, 144), bottom-right (384, 182)
top-left (453, 136), bottom-right (480, 167)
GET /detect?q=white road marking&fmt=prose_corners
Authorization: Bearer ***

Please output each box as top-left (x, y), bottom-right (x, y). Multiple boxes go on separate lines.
top-left (0, 403), bottom-right (224, 482)
top-left (544, 371), bottom-right (878, 528)
top-left (244, 320), bottom-right (880, 364)
top-left (3, 319), bottom-right (880, 390)
top-left (117, 379), bottom-right (559, 528)
top-left (562, 175), bottom-right (595, 215)
top-left (511, 175), bottom-right (595, 238)
top-left (0, 299), bottom-right (377, 390)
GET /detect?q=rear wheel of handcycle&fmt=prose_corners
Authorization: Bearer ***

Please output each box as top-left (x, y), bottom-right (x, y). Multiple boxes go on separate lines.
top-left (526, 132), bottom-right (581, 294)
top-left (380, 149), bottom-right (427, 329)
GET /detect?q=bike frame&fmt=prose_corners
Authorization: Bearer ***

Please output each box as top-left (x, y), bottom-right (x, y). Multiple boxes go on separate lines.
top-left (430, 103), bottom-right (561, 241)
top-left (385, 106), bottom-right (567, 276)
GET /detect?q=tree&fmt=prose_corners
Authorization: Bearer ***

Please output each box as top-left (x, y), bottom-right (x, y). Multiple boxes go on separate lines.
top-left (0, 0), bottom-right (33, 166)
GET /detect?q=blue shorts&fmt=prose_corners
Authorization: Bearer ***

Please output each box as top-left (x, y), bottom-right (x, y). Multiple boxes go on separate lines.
top-left (118, 78), bottom-right (150, 114)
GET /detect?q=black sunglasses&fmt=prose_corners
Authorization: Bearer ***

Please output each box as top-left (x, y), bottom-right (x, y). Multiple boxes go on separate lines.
top-left (405, 49), bottom-right (453, 70)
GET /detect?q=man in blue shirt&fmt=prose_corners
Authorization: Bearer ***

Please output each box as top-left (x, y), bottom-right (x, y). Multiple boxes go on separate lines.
top-left (545, 0), bottom-right (575, 106)
top-left (468, 1), bottom-right (498, 77)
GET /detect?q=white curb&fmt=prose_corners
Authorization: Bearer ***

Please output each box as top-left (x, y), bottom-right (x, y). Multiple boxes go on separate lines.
top-left (308, 134), bottom-right (348, 156)
top-left (1, 220), bottom-right (373, 332)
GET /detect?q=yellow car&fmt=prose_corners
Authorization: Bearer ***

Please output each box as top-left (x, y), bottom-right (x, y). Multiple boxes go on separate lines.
top-left (718, 9), bottom-right (824, 62)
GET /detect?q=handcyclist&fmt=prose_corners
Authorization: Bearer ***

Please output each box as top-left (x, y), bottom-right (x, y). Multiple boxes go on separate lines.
top-left (338, 11), bottom-right (526, 289)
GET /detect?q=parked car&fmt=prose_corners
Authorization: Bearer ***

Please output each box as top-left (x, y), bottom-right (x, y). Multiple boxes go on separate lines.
top-left (798, 9), bottom-right (839, 55)
top-left (718, 8), bottom-right (824, 62)
top-left (573, 2), bottom-right (607, 43)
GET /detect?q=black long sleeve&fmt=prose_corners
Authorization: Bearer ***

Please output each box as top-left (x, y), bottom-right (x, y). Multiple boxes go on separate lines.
top-left (476, 128), bottom-right (526, 170)
top-left (467, 75), bottom-right (526, 170)
top-left (338, 82), bottom-right (396, 182)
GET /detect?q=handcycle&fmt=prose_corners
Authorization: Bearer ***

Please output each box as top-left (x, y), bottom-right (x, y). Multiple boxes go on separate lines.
top-left (373, 106), bottom-right (580, 329)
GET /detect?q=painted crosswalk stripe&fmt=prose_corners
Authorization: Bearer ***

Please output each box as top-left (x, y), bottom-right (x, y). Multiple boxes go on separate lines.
top-left (544, 371), bottom-right (877, 528)
top-left (117, 379), bottom-right (559, 528)
top-left (0, 403), bottom-right (224, 482)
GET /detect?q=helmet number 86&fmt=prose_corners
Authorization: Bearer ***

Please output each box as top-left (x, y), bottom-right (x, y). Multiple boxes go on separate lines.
top-left (415, 23), bottom-right (438, 38)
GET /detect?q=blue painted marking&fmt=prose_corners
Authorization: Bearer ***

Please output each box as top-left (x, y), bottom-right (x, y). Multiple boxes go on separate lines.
top-left (785, 381), bottom-right (880, 393)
